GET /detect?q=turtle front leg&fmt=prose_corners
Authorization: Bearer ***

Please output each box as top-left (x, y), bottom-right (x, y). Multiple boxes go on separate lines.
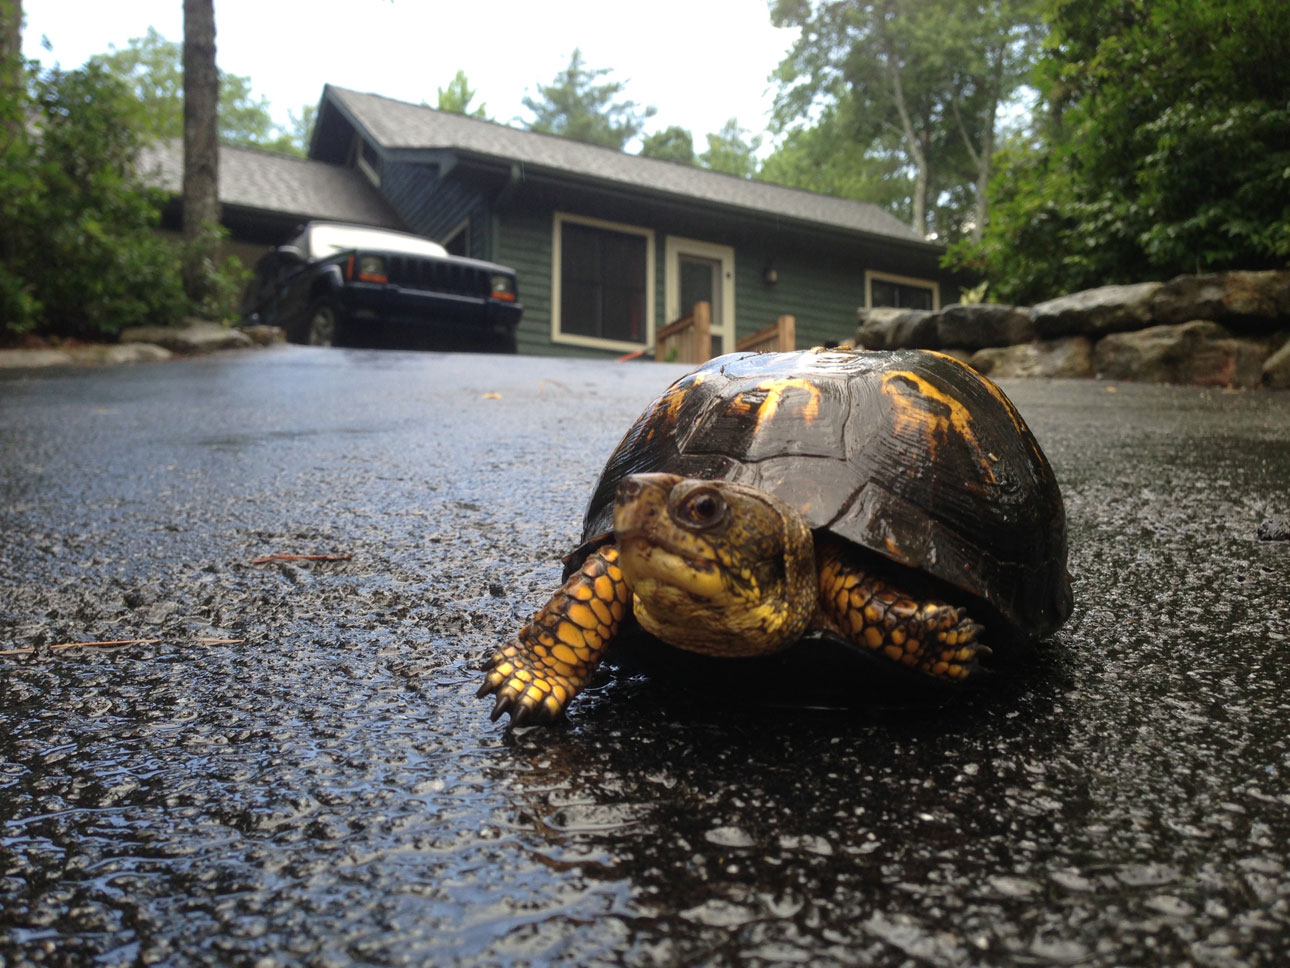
top-left (478, 546), bottom-right (630, 724)
top-left (817, 543), bottom-right (988, 682)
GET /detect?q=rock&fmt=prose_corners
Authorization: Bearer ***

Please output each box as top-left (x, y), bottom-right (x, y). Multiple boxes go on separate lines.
top-left (1030, 282), bottom-right (1163, 339)
top-left (1262, 335), bottom-right (1290, 389)
top-left (240, 324), bottom-right (286, 347)
top-left (970, 337), bottom-right (1094, 379)
top-left (1094, 320), bottom-right (1266, 387)
top-left (1149, 270), bottom-right (1290, 329)
top-left (68, 343), bottom-right (173, 365)
top-left (0, 348), bottom-right (77, 368)
top-left (119, 318), bottom-right (253, 354)
top-left (935, 303), bottom-right (1034, 351)
top-left (1257, 516), bottom-right (1290, 541)
top-left (856, 308), bottom-right (938, 350)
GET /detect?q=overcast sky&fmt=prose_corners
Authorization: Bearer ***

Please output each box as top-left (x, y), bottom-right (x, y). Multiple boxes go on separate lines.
top-left (21, 0), bottom-right (797, 149)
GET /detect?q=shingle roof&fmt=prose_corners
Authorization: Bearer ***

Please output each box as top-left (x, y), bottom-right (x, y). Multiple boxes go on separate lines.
top-left (140, 141), bottom-right (404, 229)
top-left (324, 86), bottom-right (933, 248)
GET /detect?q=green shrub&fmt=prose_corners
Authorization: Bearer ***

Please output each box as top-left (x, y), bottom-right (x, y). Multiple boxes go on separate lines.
top-left (0, 60), bottom-right (206, 341)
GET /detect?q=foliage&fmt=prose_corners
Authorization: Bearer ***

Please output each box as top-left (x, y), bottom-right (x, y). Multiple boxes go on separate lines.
top-left (1, 60), bottom-right (190, 339)
top-left (522, 48), bottom-right (656, 150)
top-left (768, 0), bottom-right (1043, 241)
top-left (88, 26), bottom-right (309, 155)
top-left (953, 0), bottom-right (1290, 303)
top-left (640, 125), bottom-right (695, 164)
top-left (435, 69), bottom-right (487, 119)
top-left (759, 96), bottom-right (913, 215)
top-left (698, 118), bottom-right (761, 178)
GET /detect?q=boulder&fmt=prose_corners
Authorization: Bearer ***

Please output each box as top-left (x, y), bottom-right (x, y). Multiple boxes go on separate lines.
top-left (0, 348), bottom-right (76, 368)
top-left (1030, 282), bottom-right (1162, 339)
top-left (1149, 270), bottom-right (1290, 329)
top-left (1262, 335), bottom-right (1290, 390)
top-left (1093, 320), bottom-right (1266, 387)
top-left (935, 303), bottom-right (1034, 351)
top-left (856, 308), bottom-right (938, 350)
top-left (69, 343), bottom-right (173, 365)
top-left (120, 318), bottom-right (253, 354)
top-left (969, 337), bottom-right (1094, 379)
top-left (240, 324), bottom-right (286, 347)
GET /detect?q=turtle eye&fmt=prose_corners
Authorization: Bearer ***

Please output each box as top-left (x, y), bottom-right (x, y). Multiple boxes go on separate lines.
top-left (677, 488), bottom-right (727, 531)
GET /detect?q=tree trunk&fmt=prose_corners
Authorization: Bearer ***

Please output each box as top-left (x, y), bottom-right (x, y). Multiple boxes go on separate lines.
top-left (0, 0), bottom-right (23, 139)
top-left (884, 45), bottom-right (928, 237)
top-left (182, 0), bottom-right (219, 308)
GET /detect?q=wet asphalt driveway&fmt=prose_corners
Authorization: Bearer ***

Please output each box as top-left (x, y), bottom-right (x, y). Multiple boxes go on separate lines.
top-left (2, 346), bottom-right (1288, 967)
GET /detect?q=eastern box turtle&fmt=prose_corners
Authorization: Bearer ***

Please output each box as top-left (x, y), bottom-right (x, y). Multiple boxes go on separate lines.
top-left (479, 348), bottom-right (1072, 723)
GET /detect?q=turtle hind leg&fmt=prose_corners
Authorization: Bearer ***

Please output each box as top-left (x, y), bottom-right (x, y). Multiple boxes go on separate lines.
top-left (816, 543), bottom-right (988, 682)
top-left (478, 545), bottom-right (630, 724)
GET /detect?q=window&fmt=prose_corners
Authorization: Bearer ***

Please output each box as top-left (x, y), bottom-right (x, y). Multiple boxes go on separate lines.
top-left (866, 270), bottom-right (939, 311)
top-left (553, 214), bottom-right (654, 349)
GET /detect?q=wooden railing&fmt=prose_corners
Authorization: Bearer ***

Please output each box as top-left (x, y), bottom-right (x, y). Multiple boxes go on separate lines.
top-left (655, 300), bottom-right (711, 364)
top-left (736, 314), bottom-right (796, 354)
top-left (650, 306), bottom-right (797, 363)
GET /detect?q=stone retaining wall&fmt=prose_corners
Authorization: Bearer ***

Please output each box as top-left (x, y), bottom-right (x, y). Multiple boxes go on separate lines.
top-left (856, 270), bottom-right (1290, 389)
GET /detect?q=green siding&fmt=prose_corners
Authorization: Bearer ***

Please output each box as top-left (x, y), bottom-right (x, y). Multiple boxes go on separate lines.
top-left (482, 194), bottom-right (957, 360)
top-left (733, 247), bottom-right (866, 349)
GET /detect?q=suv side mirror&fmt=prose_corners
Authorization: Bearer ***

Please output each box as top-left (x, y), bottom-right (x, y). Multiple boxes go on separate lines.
top-left (274, 245), bottom-right (306, 265)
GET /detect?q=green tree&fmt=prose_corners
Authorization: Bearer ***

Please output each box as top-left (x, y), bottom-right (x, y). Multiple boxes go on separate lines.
top-left (0, 0), bottom-right (21, 133)
top-left (955, 0), bottom-right (1290, 303)
top-left (698, 118), bottom-right (761, 178)
top-left (89, 26), bottom-right (302, 152)
top-left (522, 48), bottom-right (656, 149)
top-left (1, 61), bottom-right (189, 339)
top-left (436, 69), bottom-right (487, 118)
top-left (770, 0), bottom-right (1042, 240)
top-left (640, 125), bottom-right (695, 164)
top-left (759, 98), bottom-right (911, 212)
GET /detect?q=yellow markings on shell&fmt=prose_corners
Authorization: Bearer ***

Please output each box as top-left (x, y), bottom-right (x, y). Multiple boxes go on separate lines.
top-left (881, 369), bottom-right (994, 480)
top-left (727, 377), bottom-right (823, 433)
top-left (569, 583), bottom-right (593, 601)
top-left (863, 626), bottom-right (884, 649)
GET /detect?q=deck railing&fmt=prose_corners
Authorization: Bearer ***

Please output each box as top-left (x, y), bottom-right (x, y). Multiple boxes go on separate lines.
top-left (654, 301), bottom-right (712, 364)
top-left (649, 306), bottom-right (797, 363)
top-left (735, 315), bottom-right (796, 354)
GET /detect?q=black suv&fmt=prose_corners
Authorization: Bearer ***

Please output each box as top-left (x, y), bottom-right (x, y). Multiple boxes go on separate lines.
top-left (241, 222), bottom-right (523, 352)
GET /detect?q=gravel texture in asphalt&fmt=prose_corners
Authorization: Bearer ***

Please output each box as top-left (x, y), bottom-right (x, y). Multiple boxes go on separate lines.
top-left (2, 346), bottom-right (1288, 966)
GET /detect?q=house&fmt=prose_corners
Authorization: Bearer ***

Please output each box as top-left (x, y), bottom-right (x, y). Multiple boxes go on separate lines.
top-left (141, 140), bottom-right (405, 271)
top-left (155, 85), bottom-right (963, 357)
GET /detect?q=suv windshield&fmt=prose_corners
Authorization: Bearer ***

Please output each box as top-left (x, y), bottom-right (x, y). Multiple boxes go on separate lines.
top-left (305, 224), bottom-right (449, 261)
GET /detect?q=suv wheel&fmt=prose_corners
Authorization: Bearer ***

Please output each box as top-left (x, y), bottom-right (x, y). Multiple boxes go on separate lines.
top-left (307, 302), bottom-right (339, 347)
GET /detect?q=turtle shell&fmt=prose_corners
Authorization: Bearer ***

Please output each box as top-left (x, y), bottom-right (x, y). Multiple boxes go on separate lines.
top-left (577, 348), bottom-right (1072, 645)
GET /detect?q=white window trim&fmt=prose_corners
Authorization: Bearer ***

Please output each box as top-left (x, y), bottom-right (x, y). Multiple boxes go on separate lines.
top-left (551, 212), bottom-right (656, 352)
top-left (664, 235), bottom-right (736, 355)
top-left (865, 269), bottom-right (940, 311)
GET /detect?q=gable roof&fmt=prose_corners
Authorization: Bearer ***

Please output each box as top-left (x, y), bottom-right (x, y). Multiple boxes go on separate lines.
top-left (320, 85), bottom-right (934, 249)
top-left (140, 140), bottom-right (404, 229)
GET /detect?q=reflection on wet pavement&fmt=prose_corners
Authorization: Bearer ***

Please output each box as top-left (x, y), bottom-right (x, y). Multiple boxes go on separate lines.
top-left (2, 349), bottom-right (1288, 965)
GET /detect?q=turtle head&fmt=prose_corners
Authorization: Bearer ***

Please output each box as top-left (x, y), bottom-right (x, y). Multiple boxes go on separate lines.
top-left (612, 473), bottom-right (816, 656)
